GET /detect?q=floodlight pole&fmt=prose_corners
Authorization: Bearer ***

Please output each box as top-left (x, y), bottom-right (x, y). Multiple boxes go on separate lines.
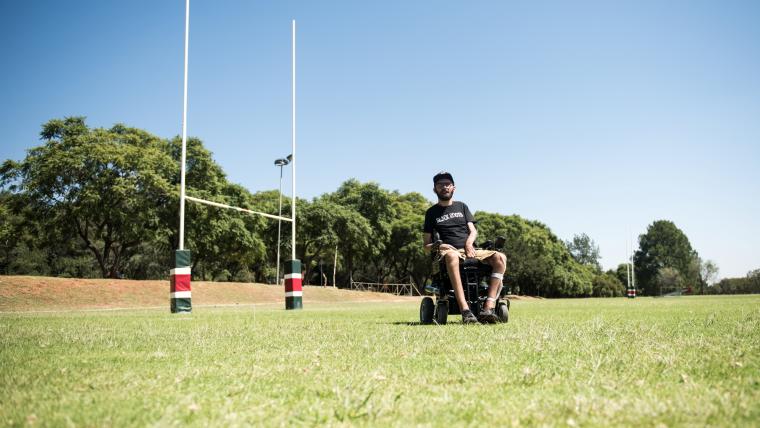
top-left (170, 0), bottom-right (192, 313)
top-left (276, 163), bottom-right (284, 284)
top-left (274, 157), bottom-right (290, 284)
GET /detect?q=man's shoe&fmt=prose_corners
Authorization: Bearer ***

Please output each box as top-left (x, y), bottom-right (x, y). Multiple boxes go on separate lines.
top-left (478, 308), bottom-right (498, 324)
top-left (461, 309), bottom-right (478, 324)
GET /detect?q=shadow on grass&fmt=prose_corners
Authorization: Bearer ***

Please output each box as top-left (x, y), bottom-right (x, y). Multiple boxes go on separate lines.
top-left (387, 321), bottom-right (465, 326)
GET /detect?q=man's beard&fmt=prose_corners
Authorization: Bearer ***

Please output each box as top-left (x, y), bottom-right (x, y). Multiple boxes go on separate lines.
top-left (436, 190), bottom-right (453, 201)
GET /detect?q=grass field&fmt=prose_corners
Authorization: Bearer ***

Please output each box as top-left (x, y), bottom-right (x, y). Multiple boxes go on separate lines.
top-left (2, 295), bottom-right (759, 427)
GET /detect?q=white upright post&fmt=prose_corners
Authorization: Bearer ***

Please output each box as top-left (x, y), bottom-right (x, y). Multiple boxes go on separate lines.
top-left (179, 0), bottom-right (190, 250)
top-left (291, 19), bottom-right (297, 261)
top-left (284, 20), bottom-right (302, 310)
top-left (631, 238), bottom-right (636, 290)
top-left (627, 235), bottom-right (637, 299)
top-left (626, 240), bottom-right (631, 290)
top-left (171, 0), bottom-right (192, 313)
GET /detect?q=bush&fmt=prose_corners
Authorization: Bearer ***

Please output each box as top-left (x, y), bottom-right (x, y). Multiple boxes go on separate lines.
top-left (592, 274), bottom-right (625, 297)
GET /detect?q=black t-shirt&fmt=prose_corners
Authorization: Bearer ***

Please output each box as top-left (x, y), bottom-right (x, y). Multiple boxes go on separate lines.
top-left (423, 201), bottom-right (475, 249)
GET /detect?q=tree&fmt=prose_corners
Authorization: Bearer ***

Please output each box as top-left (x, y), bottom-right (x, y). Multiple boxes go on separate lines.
top-left (697, 258), bottom-right (719, 294)
top-left (656, 267), bottom-right (682, 295)
top-left (1, 118), bottom-right (176, 278)
top-left (295, 196), bottom-right (373, 286)
top-left (745, 269), bottom-right (760, 294)
top-left (329, 205), bottom-right (372, 286)
top-left (161, 135), bottom-right (269, 282)
top-left (386, 192), bottom-right (431, 289)
top-left (327, 180), bottom-right (397, 282)
top-left (0, 192), bottom-right (18, 274)
top-left (566, 233), bottom-right (602, 271)
top-left (0, 117), bottom-right (270, 281)
top-left (475, 212), bottom-right (594, 297)
top-left (611, 263), bottom-right (631, 289)
top-left (184, 182), bottom-right (268, 282)
top-left (707, 269), bottom-right (760, 295)
top-left (633, 220), bottom-right (697, 296)
top-left (298, 199), bottom-right (341, 284)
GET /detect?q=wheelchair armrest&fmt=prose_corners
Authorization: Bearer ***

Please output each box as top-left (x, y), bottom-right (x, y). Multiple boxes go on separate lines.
top-left (430, 240), bottom-right (443, 260)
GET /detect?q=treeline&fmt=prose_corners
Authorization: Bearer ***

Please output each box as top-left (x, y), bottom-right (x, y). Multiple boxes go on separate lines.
top-left (1, 118), bottom-right (755, 297)
top-left (626, 220), bottom-right (760, 296)
top-left (704, 270), bottom-right (760, 295)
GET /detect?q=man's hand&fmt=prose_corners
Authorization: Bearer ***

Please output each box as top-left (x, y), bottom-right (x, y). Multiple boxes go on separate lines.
top-left (464, 244), bottom-right (476, 258)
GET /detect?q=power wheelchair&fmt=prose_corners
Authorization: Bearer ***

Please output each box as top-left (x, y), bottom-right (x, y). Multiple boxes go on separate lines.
top-left (420, 235), bottom-right (510, 325)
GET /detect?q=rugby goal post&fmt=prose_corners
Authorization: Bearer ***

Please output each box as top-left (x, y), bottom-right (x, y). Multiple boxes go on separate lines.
top-left (171, 1), bottom-right (301, 313)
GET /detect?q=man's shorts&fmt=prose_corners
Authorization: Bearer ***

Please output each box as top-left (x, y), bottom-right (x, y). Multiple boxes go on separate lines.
top-left (434, 248), bottom-right (502, 275)
top-left (437, 247), bottom-right (499, 262)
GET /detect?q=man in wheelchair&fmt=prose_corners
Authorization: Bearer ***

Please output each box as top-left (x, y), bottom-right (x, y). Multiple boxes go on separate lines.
top-left (422, 171), bottom-right (508, 324)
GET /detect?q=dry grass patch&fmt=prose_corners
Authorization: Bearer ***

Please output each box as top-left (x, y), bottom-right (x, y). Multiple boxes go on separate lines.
top-left (0, 276), bottom-right (415, 312)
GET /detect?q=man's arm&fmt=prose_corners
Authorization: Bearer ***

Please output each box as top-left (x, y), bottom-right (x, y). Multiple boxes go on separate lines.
top-left (423, 232), bottom-right (455, 253)
top-left (464, 222), bottom-right (477, 257)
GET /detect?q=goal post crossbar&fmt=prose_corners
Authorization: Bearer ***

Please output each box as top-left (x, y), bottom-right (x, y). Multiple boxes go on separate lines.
top-left (186, 195), bottom-right (293, 222)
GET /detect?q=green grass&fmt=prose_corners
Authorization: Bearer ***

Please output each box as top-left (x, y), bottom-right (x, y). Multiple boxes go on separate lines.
top-left (2, 296), bottom-right (759, 427)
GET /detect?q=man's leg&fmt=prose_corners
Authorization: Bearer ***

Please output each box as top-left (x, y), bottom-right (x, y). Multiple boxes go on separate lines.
top-left (483, 252), bottom-right (507, 311)
top-left (443, 251), bottom-right (475, 322)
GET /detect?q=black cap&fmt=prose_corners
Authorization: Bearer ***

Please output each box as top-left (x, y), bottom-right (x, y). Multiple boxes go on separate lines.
top-left (433, 171), bottom-right (454, 184)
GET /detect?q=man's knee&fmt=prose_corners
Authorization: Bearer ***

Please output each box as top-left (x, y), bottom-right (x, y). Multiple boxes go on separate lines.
top-left (489, 252), bottom-right (507, 270)
top-left (443, 251), bottom-right (460, 265)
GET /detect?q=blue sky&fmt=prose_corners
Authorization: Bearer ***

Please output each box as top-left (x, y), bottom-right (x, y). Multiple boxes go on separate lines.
top-left (1, 0), bottom-right (758, 278)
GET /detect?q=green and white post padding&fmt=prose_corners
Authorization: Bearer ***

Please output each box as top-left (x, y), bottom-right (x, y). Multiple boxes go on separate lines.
top-left (170, 250), bottom-right (192, 313)
top-left (284, 259), bottom-right (302, 310)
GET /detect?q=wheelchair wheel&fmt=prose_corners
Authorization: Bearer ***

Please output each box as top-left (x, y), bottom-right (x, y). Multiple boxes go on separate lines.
top-left (496, 301), bottom-right (509, 323)
top-left (420, 297), bottom-right (434, 324)
top-left (435, 300), bottom-right (448, 325)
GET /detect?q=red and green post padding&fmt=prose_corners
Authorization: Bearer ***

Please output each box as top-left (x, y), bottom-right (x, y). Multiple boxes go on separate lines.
top-left (284, 259), bottom-right (302, 310)
top-left (170, 250), bottom-right (192, 313)
top-left (627, 286), bottom-right (636, 298)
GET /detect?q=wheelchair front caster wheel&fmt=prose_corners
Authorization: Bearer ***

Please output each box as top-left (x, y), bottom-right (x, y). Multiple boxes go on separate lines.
top-left (420, 297), bottom-right (434, 324)
top-left (496, 301), bottom-right (509, 323)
